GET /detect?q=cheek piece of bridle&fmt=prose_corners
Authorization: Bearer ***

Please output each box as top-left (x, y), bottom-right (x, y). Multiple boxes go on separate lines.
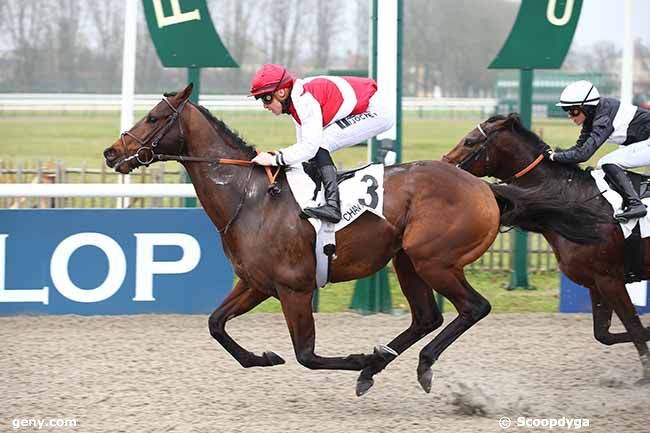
top-left (455, 123), bottom-right (494, 172)
top-left (114, 95), bottom-right (282, 194)
top-left (449, 122), bottom-right (545, 184)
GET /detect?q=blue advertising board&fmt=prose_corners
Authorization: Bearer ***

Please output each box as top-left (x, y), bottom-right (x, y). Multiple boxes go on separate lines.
top-left (560, 273), bottom-right (650, 314)
top-left (0, 209), bottom-right (233, 315)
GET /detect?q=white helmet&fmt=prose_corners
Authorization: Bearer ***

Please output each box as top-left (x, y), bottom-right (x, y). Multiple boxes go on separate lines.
top-left (556, 80), bottom-right (600, 107)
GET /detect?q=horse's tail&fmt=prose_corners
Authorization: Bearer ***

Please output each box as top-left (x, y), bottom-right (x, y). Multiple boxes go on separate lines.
top-left (488, 182), bottom-right (607, 244)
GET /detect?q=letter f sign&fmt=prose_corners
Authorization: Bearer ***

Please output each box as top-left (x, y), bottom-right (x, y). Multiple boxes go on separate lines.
top-left (153, 0), bottom-right (200, 28)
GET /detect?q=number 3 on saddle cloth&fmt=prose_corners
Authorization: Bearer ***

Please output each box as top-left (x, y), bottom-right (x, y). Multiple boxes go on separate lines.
top-left (285, 162), bottom-right (385, 289)
top-left (592, 169), bottom-right (650, 283)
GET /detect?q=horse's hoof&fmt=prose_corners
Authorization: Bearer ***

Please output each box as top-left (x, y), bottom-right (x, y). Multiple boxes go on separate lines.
top-left (356, 376), bottom-right (374, 397)
top-left (374, 344), bottom-right (398, 362)
top-left (262, 351), bottom-right (285, 366)
top-left (634, 377), bottom-right (650, 386)
top-left (417, 366), bottom-right (433, 393)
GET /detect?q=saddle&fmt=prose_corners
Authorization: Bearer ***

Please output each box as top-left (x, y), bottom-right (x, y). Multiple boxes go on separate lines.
top-left (302, 161), bottom-right (372, 199)
top-left (602, 169), bottom-right (650, 284)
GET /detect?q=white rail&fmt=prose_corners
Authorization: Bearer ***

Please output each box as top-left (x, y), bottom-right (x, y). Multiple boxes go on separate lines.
top-left (0, 184), bottom-right (196, 198)
top-left (0, 93), bottom-right (496, 113)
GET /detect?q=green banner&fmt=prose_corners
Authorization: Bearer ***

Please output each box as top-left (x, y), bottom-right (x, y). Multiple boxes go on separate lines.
top-left (490, 0), bottom-right (582, 69)
top-left (142, 0), bottom-right (238, 68)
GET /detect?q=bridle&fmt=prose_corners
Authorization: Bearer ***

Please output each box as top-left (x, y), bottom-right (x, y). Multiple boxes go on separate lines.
top-left (116, 96), bottom-right (190, 169)
top-left (447, 120), bottom-right (545, 184)
top-left (114, 94), bottom-right (282, 233)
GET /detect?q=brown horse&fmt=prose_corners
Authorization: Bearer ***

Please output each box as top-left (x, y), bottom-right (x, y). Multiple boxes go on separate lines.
top-left (103, 85), bottom-right (604, 395)
top-left (443, 113), bottom-right (650, 384)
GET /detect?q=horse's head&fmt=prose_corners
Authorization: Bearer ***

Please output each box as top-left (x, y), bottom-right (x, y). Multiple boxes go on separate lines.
top-left (442, 114), bottom-right (519, 177)
top-left (104, 83), bottom-right (194, 174)
top-left (442, 113), bottom-right (549, 182)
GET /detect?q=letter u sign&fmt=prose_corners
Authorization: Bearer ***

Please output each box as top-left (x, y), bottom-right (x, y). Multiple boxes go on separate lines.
top-left (547, 0), bottom-right (574, 26)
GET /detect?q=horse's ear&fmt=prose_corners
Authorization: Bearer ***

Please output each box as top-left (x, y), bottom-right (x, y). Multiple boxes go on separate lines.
top-left (506, 112), bottom-right (521, 128)
top-left (178, 83), bottom-right (194, 101)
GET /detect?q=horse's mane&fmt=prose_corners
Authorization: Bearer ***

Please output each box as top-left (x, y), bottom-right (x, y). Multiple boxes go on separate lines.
top-left (486, 113), bottom-right (610, 225)
top-left (193, 102), bottom-right (257, 159)
top-left (490, 113), bottom-right (594, 181)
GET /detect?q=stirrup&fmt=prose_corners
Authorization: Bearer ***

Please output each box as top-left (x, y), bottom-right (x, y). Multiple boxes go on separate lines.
top-left (299, 205), bottom-right (341, 223)
top-left (614, 205), bottom-right (647, 222)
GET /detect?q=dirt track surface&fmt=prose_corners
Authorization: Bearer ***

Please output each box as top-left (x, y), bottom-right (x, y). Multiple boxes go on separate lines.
top-left (2, 312), bottom-right (649, 433)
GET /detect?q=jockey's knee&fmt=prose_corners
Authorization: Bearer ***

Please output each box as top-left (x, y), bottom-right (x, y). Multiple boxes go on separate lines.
top-left (313, 147), bottom-right (334, 166)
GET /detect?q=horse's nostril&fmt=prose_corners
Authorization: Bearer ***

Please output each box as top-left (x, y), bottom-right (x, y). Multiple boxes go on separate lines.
top-left (104, 148), bottom-right (115, 159)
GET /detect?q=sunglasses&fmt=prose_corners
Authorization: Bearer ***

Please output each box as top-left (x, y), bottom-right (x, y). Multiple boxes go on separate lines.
top-left (562, 107), bottom-right (582, 117)
top-left (256, 93), bottom-right (275, 105)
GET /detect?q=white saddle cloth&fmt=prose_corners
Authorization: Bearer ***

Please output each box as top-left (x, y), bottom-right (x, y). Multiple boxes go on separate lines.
top-left (285, 163), bottom-right (385, 288)
top-left (590, 170), bottom-right (650, 239)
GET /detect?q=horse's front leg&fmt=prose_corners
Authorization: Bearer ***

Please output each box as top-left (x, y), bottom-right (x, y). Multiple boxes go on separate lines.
top-left (208, 280), bottom-right (285, 368)
top-left (277, 287), bottom-right (373, 372)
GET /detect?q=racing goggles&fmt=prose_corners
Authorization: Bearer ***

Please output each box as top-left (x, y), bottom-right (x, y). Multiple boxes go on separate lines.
top-left (256, 93), bottom-right (275, 105)
top-left (562, 106), bottom-right (582, 118)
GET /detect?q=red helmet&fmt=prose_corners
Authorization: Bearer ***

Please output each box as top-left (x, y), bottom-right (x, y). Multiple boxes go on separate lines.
top-left (249, 64), bottom-right (294, 96)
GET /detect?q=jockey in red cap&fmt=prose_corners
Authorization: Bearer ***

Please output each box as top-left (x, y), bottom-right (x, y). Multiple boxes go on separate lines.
top-left (250, 64), bottom-right (394, 223)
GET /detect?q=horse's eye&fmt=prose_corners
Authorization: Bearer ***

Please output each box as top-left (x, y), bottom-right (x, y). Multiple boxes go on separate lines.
top-left (147, 115), bottom-right (157, 123)
top-left (463, 139), bottom-right (474, 148)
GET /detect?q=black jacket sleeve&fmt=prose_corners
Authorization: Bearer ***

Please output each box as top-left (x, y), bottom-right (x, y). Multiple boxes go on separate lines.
top-left (553, 111), bottom-right (614, 163)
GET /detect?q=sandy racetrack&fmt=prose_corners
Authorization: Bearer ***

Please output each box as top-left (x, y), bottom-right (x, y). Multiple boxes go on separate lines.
top-left (2, 312), bottom-right (649, 433)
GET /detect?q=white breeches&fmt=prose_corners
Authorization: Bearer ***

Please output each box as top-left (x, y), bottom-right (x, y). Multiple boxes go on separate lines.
top-left (320, 90), bottom-right (395, 153)
top-left (597, 137), bottom-right (650, 169)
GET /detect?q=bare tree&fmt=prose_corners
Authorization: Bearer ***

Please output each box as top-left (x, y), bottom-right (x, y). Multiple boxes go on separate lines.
top-left (88, 1), bottom-right (125, 91)
top-left (284, 0), bottom-right (305, 69)
top-left (3, 0), bottom-right (51, 90)
top-left (312, 0), bottom-right (342, 69)
top-left (47, 0), bottom-right (84, 90)
top-left (404, 0), bottom-right (518, 96)
top-left (352, 0), bottom-right (369, 69)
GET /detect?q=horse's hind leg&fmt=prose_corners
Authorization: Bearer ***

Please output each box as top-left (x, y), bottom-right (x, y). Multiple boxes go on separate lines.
top-left (277, 286), bottom-right (373, 372)
top-left (355, 249), bottom-right (444, 396)
top-left (415, 269), bottom-right (491, 393)
top-left (596, 278), bottom-right (650, 383)
top-left (208, 280), bottom-right (285, 368)
top-left (589, 288), bottom-right (650, 344)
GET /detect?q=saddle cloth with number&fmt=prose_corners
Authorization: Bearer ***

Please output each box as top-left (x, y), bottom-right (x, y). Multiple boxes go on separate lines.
top-left (285, 163), bottom-right (385, 231)
top-left (285, 163), bottom-right (385, 288)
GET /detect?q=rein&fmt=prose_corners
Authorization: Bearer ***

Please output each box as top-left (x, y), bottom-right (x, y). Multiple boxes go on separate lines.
top-left (116, 96), bottom-right (282, 193)
top-left (155, 153), bottom-right (282, 195)
top-left (116, 95), bottom-right (284, 233)
top-left (494, 154), bottom-right (544, 185)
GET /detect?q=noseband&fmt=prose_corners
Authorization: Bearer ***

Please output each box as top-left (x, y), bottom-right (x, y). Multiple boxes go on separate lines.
top-left (116, 97), bottom-right (189, 169)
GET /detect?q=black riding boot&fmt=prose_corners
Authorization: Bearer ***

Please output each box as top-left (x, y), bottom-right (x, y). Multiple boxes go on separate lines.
top-left (300, 150), bottom-right (341, 223)
top-left (602, 163), bottom-right (647, 221)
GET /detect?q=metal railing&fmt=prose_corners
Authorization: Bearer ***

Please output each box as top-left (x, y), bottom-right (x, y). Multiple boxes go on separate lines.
top-left (0, 160), bottom-right (187, 209)
top-left (0, 159), bottom-right (557, 273)
top-left (0, 93), bottom-right (497, 115)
